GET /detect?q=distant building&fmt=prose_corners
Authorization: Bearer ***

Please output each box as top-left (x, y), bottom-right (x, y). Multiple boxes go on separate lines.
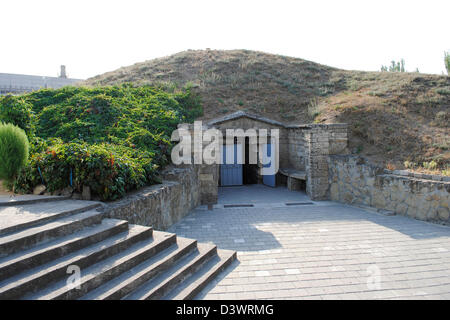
top-left (0, 65), bottom-right (82, 95)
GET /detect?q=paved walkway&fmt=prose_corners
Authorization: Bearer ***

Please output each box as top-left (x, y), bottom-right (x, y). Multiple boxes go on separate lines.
top-left (168, 185), bottom-right (450, 300)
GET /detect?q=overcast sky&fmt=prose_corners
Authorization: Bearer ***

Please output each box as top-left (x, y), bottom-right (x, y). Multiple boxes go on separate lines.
top-left (1, 0), bottom-right (449, 79)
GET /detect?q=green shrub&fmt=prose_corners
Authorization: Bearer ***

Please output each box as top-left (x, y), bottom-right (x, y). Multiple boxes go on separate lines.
top-left (422, 160), bottom-right (438, 170)
top-left (0, 123), bottom-right (29, 187)
top-left (381, 59), bottom-right (405, 72)
top-left (0, 95), bottom-right (34, 137)
top-left (15, 140), bottom-right (157, 200)
top-left (445, 52), bottom-right (450, 75)
top-left (435, 111), bottom-right (449, 127)
top-left (11, 84), bottom-right (201, 200)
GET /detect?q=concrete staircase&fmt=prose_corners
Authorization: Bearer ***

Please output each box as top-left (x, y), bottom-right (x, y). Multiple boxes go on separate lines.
top-left (0, 197), bottom-right (236, 300)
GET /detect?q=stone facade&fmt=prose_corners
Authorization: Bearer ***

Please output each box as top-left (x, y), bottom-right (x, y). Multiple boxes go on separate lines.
top-left (287, 128), bottom-right (306, 171)
top-left (103, 164), bottom-right (218, 230)
top-left (302, 124), bottom-right (348, 200)
top-left (208, 115), bottom-right (290, 169)
top-left (329, 155), bottom-right (450, 224)
top-left (304, 126), bottom-right (330, 200)
top-left (202, 112), bottom-right (350, 201)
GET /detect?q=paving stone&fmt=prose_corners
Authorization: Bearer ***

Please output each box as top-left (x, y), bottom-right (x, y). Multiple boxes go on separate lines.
top-left (169, 185), bottom-right (450, 300)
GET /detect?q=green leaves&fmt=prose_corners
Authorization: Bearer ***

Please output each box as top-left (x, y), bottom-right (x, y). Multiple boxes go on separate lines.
top-left (8, 84), bottom-right (202, 200)
top-left (0, 123), bottom-right (29, 184)
top-left (445, 52), bottom-right (450, 75)
top-left (0, 95), bottom-right (35, 138)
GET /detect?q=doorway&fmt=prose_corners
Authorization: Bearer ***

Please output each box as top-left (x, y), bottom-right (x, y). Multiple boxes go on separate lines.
top-left (220, 143), bottom-right (243, 186)
top-left (243, 137), bottom-right (258, 184)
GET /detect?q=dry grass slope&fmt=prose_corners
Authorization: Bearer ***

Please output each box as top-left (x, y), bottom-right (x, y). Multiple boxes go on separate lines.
top-left (84, 49), bottom-right (450, 174)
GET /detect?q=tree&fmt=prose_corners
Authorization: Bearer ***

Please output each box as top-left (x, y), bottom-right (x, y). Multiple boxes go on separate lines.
top-left (381, 59), bottom-right (421, 73)
top-left (381, 59), bottom-right (406, 72)
top-left (445, 51), bottom-right (450, 75)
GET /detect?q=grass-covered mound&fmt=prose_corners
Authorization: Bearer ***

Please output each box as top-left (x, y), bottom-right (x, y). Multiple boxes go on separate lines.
top-left (85, 49), bottom-right (450, 174)
top-left (0, 84), bottom-right (202, 200)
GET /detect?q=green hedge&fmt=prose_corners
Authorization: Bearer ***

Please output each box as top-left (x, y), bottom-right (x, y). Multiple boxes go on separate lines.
top-left (0, 84), bottom-right (202, 200)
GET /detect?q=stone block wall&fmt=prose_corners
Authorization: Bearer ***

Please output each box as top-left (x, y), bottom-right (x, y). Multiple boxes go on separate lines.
top-left (302, 124), bottom-right (349, 200)
top-left (329, 155), bottom-right (450, 224)
top-left (304, 125), bottom-right (330, 200)
top-left (328, 124), bottom-right (349, 155)
top-left (198, 163), bottom-right (219, 205)
top-left (287, 127), bottom-right (306, 171)
top-left (103, 164), bottom-right (217, 230)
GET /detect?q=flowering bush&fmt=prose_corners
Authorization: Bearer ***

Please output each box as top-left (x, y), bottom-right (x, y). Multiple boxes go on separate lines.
top-left (1, 84), bottom-right (201, 200)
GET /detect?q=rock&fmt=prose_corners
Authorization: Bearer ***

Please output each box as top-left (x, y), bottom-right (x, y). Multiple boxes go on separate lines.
top-left (330, 183), bottom-right (339, 200)
top-left (427, 209), bottom-right (437, 220)
top-left (395, 203), bottom-right (408, 215)
top-left (377, 209), bottom-right (396, 216)
top-left (437, 207), bottom-right (449, 221)
top-left (61, 186), bottom-right (73, 197)
top-left (33, 184), bottom-right (46, 195)
top-left (415, 209), bottom-right (427, 221)
top-left (82, 186), bottom-right (91, 200)
top-left (72, 192), bottom-right (82, 200)
top-left (407, 207), bottom-right (417, 218)
top-left (343, 192), bottom-right (354, 203)
top-left (372, 191), bottom-right (386, 209)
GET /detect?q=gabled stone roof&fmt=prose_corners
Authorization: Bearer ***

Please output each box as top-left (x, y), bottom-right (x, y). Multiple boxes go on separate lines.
top-left (206, 111), bottom-right (347, 130)
top-left (207, 111), bottom-right (287, 127)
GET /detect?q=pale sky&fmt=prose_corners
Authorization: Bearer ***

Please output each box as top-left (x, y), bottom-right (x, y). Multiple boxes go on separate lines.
top-left (1, 0), bottom-right (449, 79)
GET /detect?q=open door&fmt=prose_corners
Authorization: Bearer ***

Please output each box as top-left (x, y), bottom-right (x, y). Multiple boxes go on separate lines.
top-left (220, 144), bottom-right (243, 186)
top-left (262, 143), bottom-right (276, 187)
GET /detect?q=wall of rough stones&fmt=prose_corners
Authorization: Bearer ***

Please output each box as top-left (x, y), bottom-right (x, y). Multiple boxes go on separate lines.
top-left (103, 164), bottom-right (217, 230)
top-left (329, 155), bottom-right (450, 224)
top-left (302, 124), bottom-right (349, 200)
top-left (287, 127), bottom-right (307, 171)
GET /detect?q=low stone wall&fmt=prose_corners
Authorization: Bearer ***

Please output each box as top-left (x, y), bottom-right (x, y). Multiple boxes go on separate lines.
top-left (103, 164), bottom-right (217, 230)
top-left (329, 155), bottom-right (450, 224)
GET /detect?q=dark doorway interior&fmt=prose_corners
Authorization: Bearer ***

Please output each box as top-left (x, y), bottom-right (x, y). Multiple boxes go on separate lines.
top-left (243, 137), bottom-right (258, 184)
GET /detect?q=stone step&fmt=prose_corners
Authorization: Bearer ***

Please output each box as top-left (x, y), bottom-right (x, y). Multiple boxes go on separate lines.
top-left (27, 230), bottom-right (177, 300)
top-left (80, 237), bottom-right (198, 300)
top-left (124, 243), bottom-right (218, 300)
top-left (0, 195), bottom-right (70, 207)
top-left (165, 249), bottom-right (237, 300)
top-left (0, 201), bottom-right (102, 236)
top-left (0, 219), bottom-right (129, 282)
top-left (0, 209), bottom-right (104, 257)
top-left (0, 225), bottom-right (152, 300)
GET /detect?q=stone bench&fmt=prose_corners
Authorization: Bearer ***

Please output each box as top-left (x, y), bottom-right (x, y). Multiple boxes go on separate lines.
top-left (279, 168), bottom-right (306, 191)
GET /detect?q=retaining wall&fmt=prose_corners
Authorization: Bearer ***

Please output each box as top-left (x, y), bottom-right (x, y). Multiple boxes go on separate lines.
top-left (103, 164), bottom-right (218, 230)
top-left (329, 155), bottom-right (450, 224)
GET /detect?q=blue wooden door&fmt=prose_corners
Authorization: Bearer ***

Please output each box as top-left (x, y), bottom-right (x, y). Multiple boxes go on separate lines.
top-left (220, 144), bottom-right (243, 186)
top-left (262, 143), bottom-right (276, 187)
